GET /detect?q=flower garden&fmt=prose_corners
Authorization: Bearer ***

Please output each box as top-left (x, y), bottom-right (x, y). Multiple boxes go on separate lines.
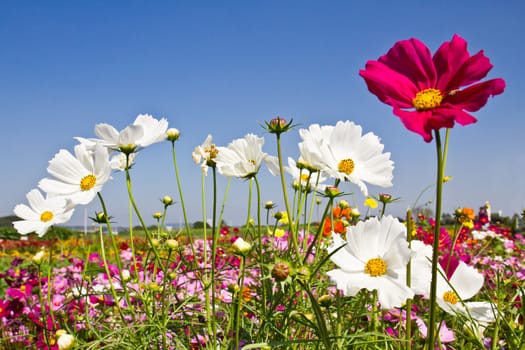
top-left (1, 34), bottom-right (524, 349)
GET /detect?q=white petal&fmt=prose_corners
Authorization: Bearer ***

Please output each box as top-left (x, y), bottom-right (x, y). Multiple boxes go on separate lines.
top-left (94, 123), bottom-right (120, 145)
top-left (450, 262), bottom-right (484, 300)
top-left (14, 203), bottom-right (38, 221)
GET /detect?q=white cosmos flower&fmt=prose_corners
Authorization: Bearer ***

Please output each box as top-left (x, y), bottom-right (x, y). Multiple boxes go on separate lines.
top-left (436, 261), bottom-right (497, 325)
top-left (326, 215), bottom-right (414, 310)
top-left (192, 134), bottom-right (218, 176)
top-left (285, 157), bottom-right (327, 191)
top-left (403, 239), bottom-right (433, 297)
top-left (133, 114), bottom-right (169, 147)
top-left (92, 114), bottom-right (168, 152)
top-left (299, 120), bottom-right (393, 196)
top-left (39, 143), bottom-right (112, 205)
top-left (109, 152), bottom-right (136, 171)
top-left (215, 133), bottom-right (279, 178)
top-left (13, 189), bottom-right (75, 237)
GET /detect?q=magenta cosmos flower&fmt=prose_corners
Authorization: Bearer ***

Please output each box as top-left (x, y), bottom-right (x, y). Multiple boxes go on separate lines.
top-left (359, 34), bottom-right (505, 142)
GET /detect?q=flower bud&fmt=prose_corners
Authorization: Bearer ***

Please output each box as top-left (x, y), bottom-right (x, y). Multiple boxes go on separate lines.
top-left (90, 211), bottom-right (112, 224)
top-left (56, 330), bottom-right (75, 350)
top-left (161, 195), bottom-right (174, 206)
top-left (378, 193), bottom-right (392, 203)
top-left (271, 261), bottom-right (291, 282)
top-left (152, 212), bottom-right (163, 220)
top-left (166, 128), bottom-right (180, 142)
top-left (324, 186), bottom-right (341, 198)
top-left (264, 116), bottom-right (293, 134)
top-left (165, 239), bottom-right (179, 250)
top-left (228, 283), bottom-right (240, 293)
top-left (232, 237), bottom-right (252, 256)
top-left (150, 238), bottom-right (160, 248)
top-left (318, 294), bottom-right (334, 307)
top-left (32, 250), bottom-right (46, 264)
top-left (338, 200), bottom-right (350, 209)
top-left (121, 269), bottom-right (131, 282)
top-left (264, 201), bottom-right (276, 210)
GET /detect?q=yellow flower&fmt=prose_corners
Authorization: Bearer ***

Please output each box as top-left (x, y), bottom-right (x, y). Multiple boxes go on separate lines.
top-left (278, 211), bottom-right (289, 225)
top-left (364, 197), bottom-right (378, 209)
top-left (274, 228), bottom-right (286, 238)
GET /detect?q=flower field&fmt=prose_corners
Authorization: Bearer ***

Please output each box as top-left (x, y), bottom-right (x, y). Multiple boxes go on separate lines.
top-left (2, 34), bottom-right (524, 349)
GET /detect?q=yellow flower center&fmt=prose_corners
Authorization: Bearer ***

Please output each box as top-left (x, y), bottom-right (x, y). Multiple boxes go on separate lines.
top-left (205, 145), bottom-right (219, 160)
top-left (443, 290), bottom-right (459, 304)
top-left (413, 88), bottom-right (443, 110)
top-left (300, 173), bottom-right (309, 182)
top-left (80, 174), bottom-right (97, 191)
top-left (40, 211), bottom-right (54, 222)
top-left (365, 258), bottom-right (387, 277)
top-left (338, 158), bottom-right (355, 175)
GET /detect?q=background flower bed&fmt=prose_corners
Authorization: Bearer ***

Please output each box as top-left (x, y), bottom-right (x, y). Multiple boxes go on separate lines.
top-left (1, 213), bottom-right (524, 349)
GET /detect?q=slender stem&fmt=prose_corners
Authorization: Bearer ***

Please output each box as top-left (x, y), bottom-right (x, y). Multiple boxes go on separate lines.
top-left (36, 263), bottom-right (50, 346)
top-left (97, 220), bottom-right (125, 321)
top-left (275, 133), bottom-right (299, 256)
top-left (124, 168), bottom-right (162, 266)
top-left (244, 178), bottom-right (253, 231)
top-left (46, 236), bottom-right (56, 331)
top-left (200, 172), bottom-right (213, 338)
top-left (234, 256), bottom-right (247, 350)
top-left (210, 166), bottom-right (218, 346)
top-left (427, 130), bottom-right (446, 349)
top-left (170, 141), bottom-right (197, 258)
top-left (253, 176), bottom-right (267, 316)
top-left (405, 209), bottom-right (413, 350)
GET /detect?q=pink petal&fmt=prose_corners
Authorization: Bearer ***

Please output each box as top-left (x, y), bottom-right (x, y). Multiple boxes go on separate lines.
top-left (378, 37), bottom-right (437, 90)
top-left (359, 61), bottom-right (417, 108)
top-left (433, 105), bottom-right (477, 126)
top-left (434, 34), bottom-right (494, 92)
top-left (446, 78), bottom-right (506, 112)
top-left (391, 106), bottom-right (434, 142)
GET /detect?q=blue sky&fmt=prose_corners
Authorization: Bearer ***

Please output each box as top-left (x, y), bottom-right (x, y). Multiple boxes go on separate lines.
top-left (1, 1), bottom-right (524, 228)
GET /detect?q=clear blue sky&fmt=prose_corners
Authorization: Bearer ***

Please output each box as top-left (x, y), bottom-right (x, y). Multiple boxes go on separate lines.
top-left (1, 1), bottom-right (524, 228)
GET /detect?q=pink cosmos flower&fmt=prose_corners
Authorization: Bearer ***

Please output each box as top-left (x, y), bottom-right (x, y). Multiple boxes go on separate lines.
top-left (360, 34), bottom-right (505, 142)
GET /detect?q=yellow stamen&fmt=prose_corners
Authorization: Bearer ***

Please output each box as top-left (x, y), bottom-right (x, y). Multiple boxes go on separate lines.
top-left (80, 174), bottom-right (97, 191)
top-left (365, 257), bottom-right (387, 277)
top-left (413, 88), bottom-right (443, 110)
top-left (443, 290), bottom-right (459, 304)
top-left (338, 158), bottom-right (355, 175)
top-left (40, 211), bottom-right (54, 222)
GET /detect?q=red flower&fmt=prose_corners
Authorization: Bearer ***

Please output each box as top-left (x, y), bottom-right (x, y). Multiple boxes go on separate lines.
top-left (360, 34), bottom-right (505, 142)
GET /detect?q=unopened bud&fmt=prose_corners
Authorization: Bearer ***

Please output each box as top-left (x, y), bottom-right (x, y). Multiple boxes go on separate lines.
top-left (271, 261), bottom-right (291, 282)
top-left (162, 195), bottom-right (174, 206)
top-left (166, 128), bottom-right (180, 142)
top-left (165, 239), bottom-right (179, 250)
top-left (232, 237), bottom-right (252, 256)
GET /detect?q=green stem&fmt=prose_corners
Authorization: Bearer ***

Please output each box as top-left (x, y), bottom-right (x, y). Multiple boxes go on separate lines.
top-left (124, 168), bottom-right (162, 266)
top-left (405, 209), bottom-right (413, 350)
top-left (98, 193), bottom-right (134, 313)
top-left (234, 256), bottom-right (247, 350)
top-left (210, 166), bottom-right (219, 346)
top-left (200, 171), bottom-right (213, 339)
top-left (170, 140), bottom-right (198, 260)
top-left (244, 178), bottom-right (253, 231)
top-left (36, 263), bottom-right (50, 346)
top-left (427, 130), bottom-right (446, 349)
top-left (275, 133), bottom-right (299, 257)
top-left (97, 221), bottom-right (126, 321)
top-left (253, 176), bottom-right (267, 316)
